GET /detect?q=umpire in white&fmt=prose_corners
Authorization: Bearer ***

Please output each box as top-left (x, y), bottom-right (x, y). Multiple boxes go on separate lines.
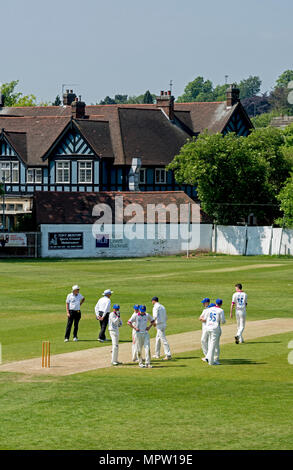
top-left (95, 289), bottom-right (113, 342)
top-left (64, 285), bottom-right (85, 342)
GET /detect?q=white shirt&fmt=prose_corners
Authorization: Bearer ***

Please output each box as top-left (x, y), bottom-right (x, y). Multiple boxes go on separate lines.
top-left (128, 312), bottom-right (154, 334)
top-left (205, 306), bottom-right (226, 331)
top-left (152, 302), bottom-right (167, 328)
top-left (66, 293), bottom-right (84, 311)
top-left (108, 312), bottom-right (123, 331)
top-left (95, 296), bottom-right (111, 319)
top-left (232, 291), bottom-right (247, 311)
top-left (200, 307), bottom-right (209, 330)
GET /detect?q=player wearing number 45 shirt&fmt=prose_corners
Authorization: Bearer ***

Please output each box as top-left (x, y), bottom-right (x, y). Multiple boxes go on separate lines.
top-left (230, 283), bottom-right (247, 344)
top-left (204, 299), bottom-right (226, 366)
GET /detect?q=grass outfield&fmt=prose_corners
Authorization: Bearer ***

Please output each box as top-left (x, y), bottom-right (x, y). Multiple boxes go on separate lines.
top-left (1, 255), bottom-right (293, 449)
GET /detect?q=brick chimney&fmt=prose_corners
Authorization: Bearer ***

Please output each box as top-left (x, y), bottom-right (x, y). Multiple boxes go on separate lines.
top-left (226, 84), bottom-right (240, 107)
top-left (63, 89), bottom-right (77, 106)
top-left (71, 97), bottom-right (86, 119)
top-left (156, 90), bottom-right (175, 120)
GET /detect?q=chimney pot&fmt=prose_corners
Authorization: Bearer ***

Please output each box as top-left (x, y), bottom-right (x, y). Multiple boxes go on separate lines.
top-left (226, 84), bottom-right (240, 107)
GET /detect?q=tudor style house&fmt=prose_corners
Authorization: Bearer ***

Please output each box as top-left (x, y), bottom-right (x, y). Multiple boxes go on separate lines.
top-left (0, 86), bottom-right (253, 230)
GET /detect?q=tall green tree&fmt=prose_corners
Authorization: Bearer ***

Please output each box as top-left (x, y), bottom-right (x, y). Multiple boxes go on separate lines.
top-left (276, 70), bottom-right (293, 88)
top-left (238, 76), bottom-right (262, 99)
top-left (177, 76), bottom-right (214, 102)
top-left (167, 128), bottom-right (290, 224)
top-left (143, 90), bottom-right (154, 104)
top-left (275, 174), bottom-right (293, 228)
top-left (0, 80), bottom-right (36, 106)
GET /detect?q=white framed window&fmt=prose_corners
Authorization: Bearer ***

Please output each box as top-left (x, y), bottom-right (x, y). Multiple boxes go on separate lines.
top-left (0, 161), bottom-right (19, 183)
top-left (155, 168), bottom-right (167, 184)
top-left (139, 168), bottom-right (146, 184)
top-left (56, 161), bottom-right (70, 183)
top-left (27, 168), bottom-right (42, 184)
top-left (78, 161), bottom-right (93, 184)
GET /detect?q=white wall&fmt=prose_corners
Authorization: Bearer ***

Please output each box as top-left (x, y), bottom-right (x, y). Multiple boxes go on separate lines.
top-left (40, 224), bottom-right (213, 258)
top-left (40, 223), bottom-right (293, 258)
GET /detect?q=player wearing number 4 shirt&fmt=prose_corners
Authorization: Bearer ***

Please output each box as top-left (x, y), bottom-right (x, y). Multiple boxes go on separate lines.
top-left (230, 283), bottom-right (247, 344)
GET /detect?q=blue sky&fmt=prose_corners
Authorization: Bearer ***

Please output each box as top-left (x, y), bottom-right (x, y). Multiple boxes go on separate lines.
top-left (1, 0), bottom-right (293, 103)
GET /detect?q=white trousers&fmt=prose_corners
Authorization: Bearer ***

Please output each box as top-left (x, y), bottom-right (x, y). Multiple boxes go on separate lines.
top-left (155, 326), bottom-right (171, 357)
top-left (236, 310), bottom-right (246, 342)
top-left (132, 329), bottom-right (138, 361)
top-left (206, 328), bottom-right (221, 365)
top-left (201, 327), bottom-right (209, 357)
top-left (136, 332), bottom-right (151, 365)
top-left (110, 330), bottom-right (119, 363)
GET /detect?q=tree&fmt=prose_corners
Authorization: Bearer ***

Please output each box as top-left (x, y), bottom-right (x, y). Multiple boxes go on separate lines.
top-left (177, 76), bottom-right (214, 102)
top-left (238, 76), bottom-right (262, 99)
top-left (251, 110), bottom-right (280, 128)
top-left (143, 90), bottom-right (154, 104)
top-left (269, 86), bottom-right (293, 115)
top-left (275, 174), bottom-right (293, 228)
top-left (167, 128), bottom-right (290, 225)
top-left (99, 95), bottom-right (116, 105)
top-left (241, 93), bottom-right (271, 117)
top-left (276, 70), bottom-right (293, 88)
top-left (0, 80), bottom-right (36, 106)
top-left (53, 95), bottom-right (61, 106)
top-left (114, 94), bottom-right (128, 104)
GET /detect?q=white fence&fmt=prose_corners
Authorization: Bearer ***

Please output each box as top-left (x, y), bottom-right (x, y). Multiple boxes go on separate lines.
top-left (213, 225), bottom-right (293, 256)
top-left (39, 223), bottom-right (293, 258)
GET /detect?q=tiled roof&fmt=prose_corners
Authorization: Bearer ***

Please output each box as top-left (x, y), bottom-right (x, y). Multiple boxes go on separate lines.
top-left (34, 191), bottom-right (201, 224)
top-left (0, 100), bottom-right (252, 167)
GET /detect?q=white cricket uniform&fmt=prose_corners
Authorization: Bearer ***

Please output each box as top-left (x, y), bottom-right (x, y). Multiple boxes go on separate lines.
top-left (95, 296), bottom-right (111, 319)
top-left (131, 317), bottom-right (138, 361)
top-left (232, 291), bottom-right (247, 343)
top-left (108, 312), bottom-right (123, 364)
top-left (200, 307), bottom-right (210, 357)
top-left (153, 302), bottom-right (171, 358)
top-left (205, 306), bottom-right (226, 365)
top-left (128, 312), bottom-right (154, 365)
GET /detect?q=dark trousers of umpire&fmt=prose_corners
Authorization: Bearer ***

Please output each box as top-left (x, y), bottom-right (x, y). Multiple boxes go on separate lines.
top-left (65, 310), bottom-right (81, 339)
top-left (99, 312), bottom-right (109, 340)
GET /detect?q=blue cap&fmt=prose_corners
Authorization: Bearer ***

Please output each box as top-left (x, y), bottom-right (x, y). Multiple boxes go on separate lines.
top-left (133, 304), bottom-right (140, 310)
top-left (139, 305), bottom-right (146, 312)
top-left (216, 299), bottom-right (223, 305)
top-left (113, 304), bottom-right (120, 310)
top-left (209, 303), bottom-right (216, 307)
top-left (152, 296), bottom-right (159, 302)
top-left (201, 297), bottom-right (210, 304)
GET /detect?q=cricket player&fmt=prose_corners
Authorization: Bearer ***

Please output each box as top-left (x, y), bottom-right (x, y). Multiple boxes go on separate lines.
top-left (131, 304), bottom-right (140, 362)
top-left (128, 305), bottom-right (155, 368)
top-left (64, 285), bottom-right (85, 342)
top-left (205, 299), bottom-right (226, 365)
top-left (95, 289), bottom-right (113, 342)
top-left (151, 296), bottom-right (171, 360)
top-left (230, 283), bottom-right (247, 344)
top-left (199, 297), bottom-right (210, 360)
top-left (108, 304), bottom-right (123, 366)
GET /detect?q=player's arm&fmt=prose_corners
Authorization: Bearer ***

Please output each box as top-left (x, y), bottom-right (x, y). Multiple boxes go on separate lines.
top-left (66, 296), bottom-right (70, 317)
top-left (80, 295), bottom-right (85, 306)
top-left (146, 316), bottom-right (155, 331)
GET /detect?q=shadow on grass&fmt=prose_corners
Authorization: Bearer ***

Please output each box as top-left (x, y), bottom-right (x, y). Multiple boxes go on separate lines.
top-left (220, 358), bottom-right (267, 365)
